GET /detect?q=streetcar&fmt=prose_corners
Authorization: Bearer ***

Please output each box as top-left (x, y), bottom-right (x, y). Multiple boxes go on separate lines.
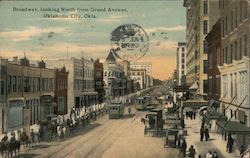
top-left (135, 96), bottom-right (149, 110)
top-left (108, 101), bottom-right (124, 119)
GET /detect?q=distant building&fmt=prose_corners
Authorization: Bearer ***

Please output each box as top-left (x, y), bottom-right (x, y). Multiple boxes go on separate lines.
top-left (130, 69), bottom-right (147, 90)
top-left (94, 59), bottom-right (104, 103)
top-left (130, 62), bottom-right (153, 87)
top-left (103, 50), bottom-right (127, 99)
top-left (176, 42), bottom-right (187, 86)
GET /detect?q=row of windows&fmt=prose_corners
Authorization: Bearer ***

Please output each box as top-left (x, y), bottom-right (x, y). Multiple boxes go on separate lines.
top-left (56, 79), bottom-right (67, 90)
top-left (208, 46), bottom-right (221, 69)
top-left (74, 68), bottom-right (94, 78)
top-left (104, 71), bottom-right (123, 78)
top-left (221, 1), bottom-right (248, 37)
top-left (7, 75), bottom-right (54, 93)
top-left (74, 79), bottom-right (94, 91)
top-left (222, 34), bottom-right (248, 64)
top-left (222, 71), bottom-right (248, 101)
top-left (208, 77), bottom-right (221, 96)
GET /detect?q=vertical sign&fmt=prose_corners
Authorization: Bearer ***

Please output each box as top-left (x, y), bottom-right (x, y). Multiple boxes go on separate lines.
top-left (23, 108), bottom-right (30, 134)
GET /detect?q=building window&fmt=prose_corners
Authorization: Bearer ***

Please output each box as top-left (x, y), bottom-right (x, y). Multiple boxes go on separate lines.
top-left (231, 11), bottom-right (234, 31)
top-left (240, 1), bottom-right (243, 22)
top-left (203, 0), bottom-right (208, 15)
top-left (203, 20), bottom-right (208, 35)
top-left (182, 47), bottom-right (185, 52)
top-left (216, 77), bottom-right (221, 95)
top-left (216, 46), bottom-right (220, 66)
top-left (182, 53), bottom-right (185, 57)
top-left (244, 1), bottom-right (248, 19)
top-left (230, 44), bottom-right (233, 63)
top-left (225, 16), bottom-right (228, 35)
top-left (239, 38), bottom-right (242, 59)
top-left (12, 76), bottom-right (17, 92)
top-left (0, 81), bottom-right (4, 96)
top-left (244, 34), bottom-right (247, 56)
top-left (225, 46), bottom-right (228, 64)
top-left (222, 19), bottom-right (225, 37)
top-left (235, 7), bottom-right (238, 28)
top-left (204, 40), bottom-right (208, 53)
top-left (208, 53), bottom-right (212, 69)
top-left (8, 75), bottom-right (11, 93)
top-left (235, 41), bottom-right (238, 60)
top-left (203, 60), bottom-right (208, 73)
top-left (24, 76), bottom-right (29, 92)
top-left (203, 80), bottom-right (208, 94)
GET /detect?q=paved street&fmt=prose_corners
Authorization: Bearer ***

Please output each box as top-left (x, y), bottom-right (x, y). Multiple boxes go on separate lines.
top-left (17, 107), bottom-right (179, 158)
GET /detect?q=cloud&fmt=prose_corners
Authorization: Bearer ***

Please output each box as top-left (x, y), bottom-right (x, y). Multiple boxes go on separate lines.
top-left (0, 26), bottom-right (67, 42)
top-left (149, 40), bottom-right (177, 52)
top-left (96, 15), bottom-right (127, 24)
top-left (145, 25), bottom-right (186, 34)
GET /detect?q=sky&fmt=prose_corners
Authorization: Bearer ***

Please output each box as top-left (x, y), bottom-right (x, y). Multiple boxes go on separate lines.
top-left (0, 0), bottom-right (186, 80)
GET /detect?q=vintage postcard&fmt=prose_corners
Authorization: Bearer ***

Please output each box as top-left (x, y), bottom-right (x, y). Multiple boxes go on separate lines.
top-left (0, 0), bottom-right (249, 158)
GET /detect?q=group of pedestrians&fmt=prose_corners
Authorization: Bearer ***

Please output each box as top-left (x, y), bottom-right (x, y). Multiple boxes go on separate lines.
top-left (200, 126), bottom-right (210, 141)
top-left (185, 110), bottom-right (197, 120)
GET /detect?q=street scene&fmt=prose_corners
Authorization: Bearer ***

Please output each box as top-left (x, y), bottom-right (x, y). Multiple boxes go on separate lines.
top-left (0, 0), bottom-right (250, 158)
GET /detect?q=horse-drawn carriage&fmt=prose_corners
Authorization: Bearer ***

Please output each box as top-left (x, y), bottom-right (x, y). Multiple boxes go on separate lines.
top-left (144, 109), bottom-right (164, 136)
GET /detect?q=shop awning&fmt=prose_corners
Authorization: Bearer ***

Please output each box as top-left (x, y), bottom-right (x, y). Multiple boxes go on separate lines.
top-left (182, 100), bottom-right (208, 108)
top-left (204, 112), bottom-right (227, 122)
top-left (216, 121), bottom-right (250, 135)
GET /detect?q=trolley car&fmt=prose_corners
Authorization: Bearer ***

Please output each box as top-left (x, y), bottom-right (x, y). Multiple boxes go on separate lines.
top-left (135, 96), bottom-right (147, 110)
top-left (108, 101), bottom-right (124, 119)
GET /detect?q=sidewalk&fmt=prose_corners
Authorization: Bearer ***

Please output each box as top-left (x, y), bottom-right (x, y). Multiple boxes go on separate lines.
top-left (184, 116), bottom-right (240, 158)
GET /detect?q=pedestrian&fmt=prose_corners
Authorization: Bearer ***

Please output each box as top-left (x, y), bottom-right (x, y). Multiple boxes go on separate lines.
top-left (194, 111), bottom-right (196, 119)
top-left (181, 139), bottom-right (187, 157)
top-left (2, 133), bottom-right (8, 142)
top-left (190, 111), bottom-right (193, 120)
top-left (30, 129), bottom-right (35, 146)
top-left (212, 151), bottom-right (218, 158)
top-left (128, 107), bottom-right (131, 115)
top-left (200, 127), bottom-right (204, 141)
top-left (240, 145), bottom-right (245, 155)
top-left (206, 151), bottom-right (213, 158)
top-left (227, 134), bottom-right (234, 153)
top-left (188, 145), bottom-right (196, 158)
top-left (186, 111), bottom-right (189, 119)
top-left (204, 126), bottom-right (209, 141)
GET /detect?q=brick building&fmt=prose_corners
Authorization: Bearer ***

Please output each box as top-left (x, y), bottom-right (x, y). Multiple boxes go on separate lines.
top-left (206, 19), bottom-right (222, 101)
top-left (54, 67), bottom-right (68, 115)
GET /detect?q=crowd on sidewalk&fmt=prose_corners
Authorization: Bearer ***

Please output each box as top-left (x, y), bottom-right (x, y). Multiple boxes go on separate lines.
top-left (178, 109), bottom-right (243, 158)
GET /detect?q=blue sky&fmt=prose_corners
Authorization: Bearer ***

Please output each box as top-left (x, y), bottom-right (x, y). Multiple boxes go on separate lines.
top-left (0, 0), bottom-right (186, 79)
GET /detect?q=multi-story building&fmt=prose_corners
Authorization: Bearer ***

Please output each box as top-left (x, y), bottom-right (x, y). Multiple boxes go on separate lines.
top-left (176, 42), bottom-right (187, 86)
top-left (94, 59), bottom-right (104, 104)
top-left (130, 62), bottom-right (153, 88)
top-left (184, 0), bottom-right (220, 95)
top-left (218, 0), bottom-right (250, 150)
top-left (103, 50), bottom-right (127, 99)
top-left (54, 67), bottom-right (68, 115)
top-left (206, 19), bottom-right (221, 101)
top-left (0, 58), bottom-right (7, 134)
top-left (130, 69), bottom-right (147, 90)
top-left (46, 57), bottom-right (97, 114)
top-left (0, 56), bottom-right (56, 133)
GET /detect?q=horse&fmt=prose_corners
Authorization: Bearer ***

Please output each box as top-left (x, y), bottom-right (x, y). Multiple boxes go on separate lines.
top-left (7, 140), bottom-right (21, 157)
top-left (0, 141), bottom-right (8, 158)
top-left (20, 132), bottom-right (30, 149)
